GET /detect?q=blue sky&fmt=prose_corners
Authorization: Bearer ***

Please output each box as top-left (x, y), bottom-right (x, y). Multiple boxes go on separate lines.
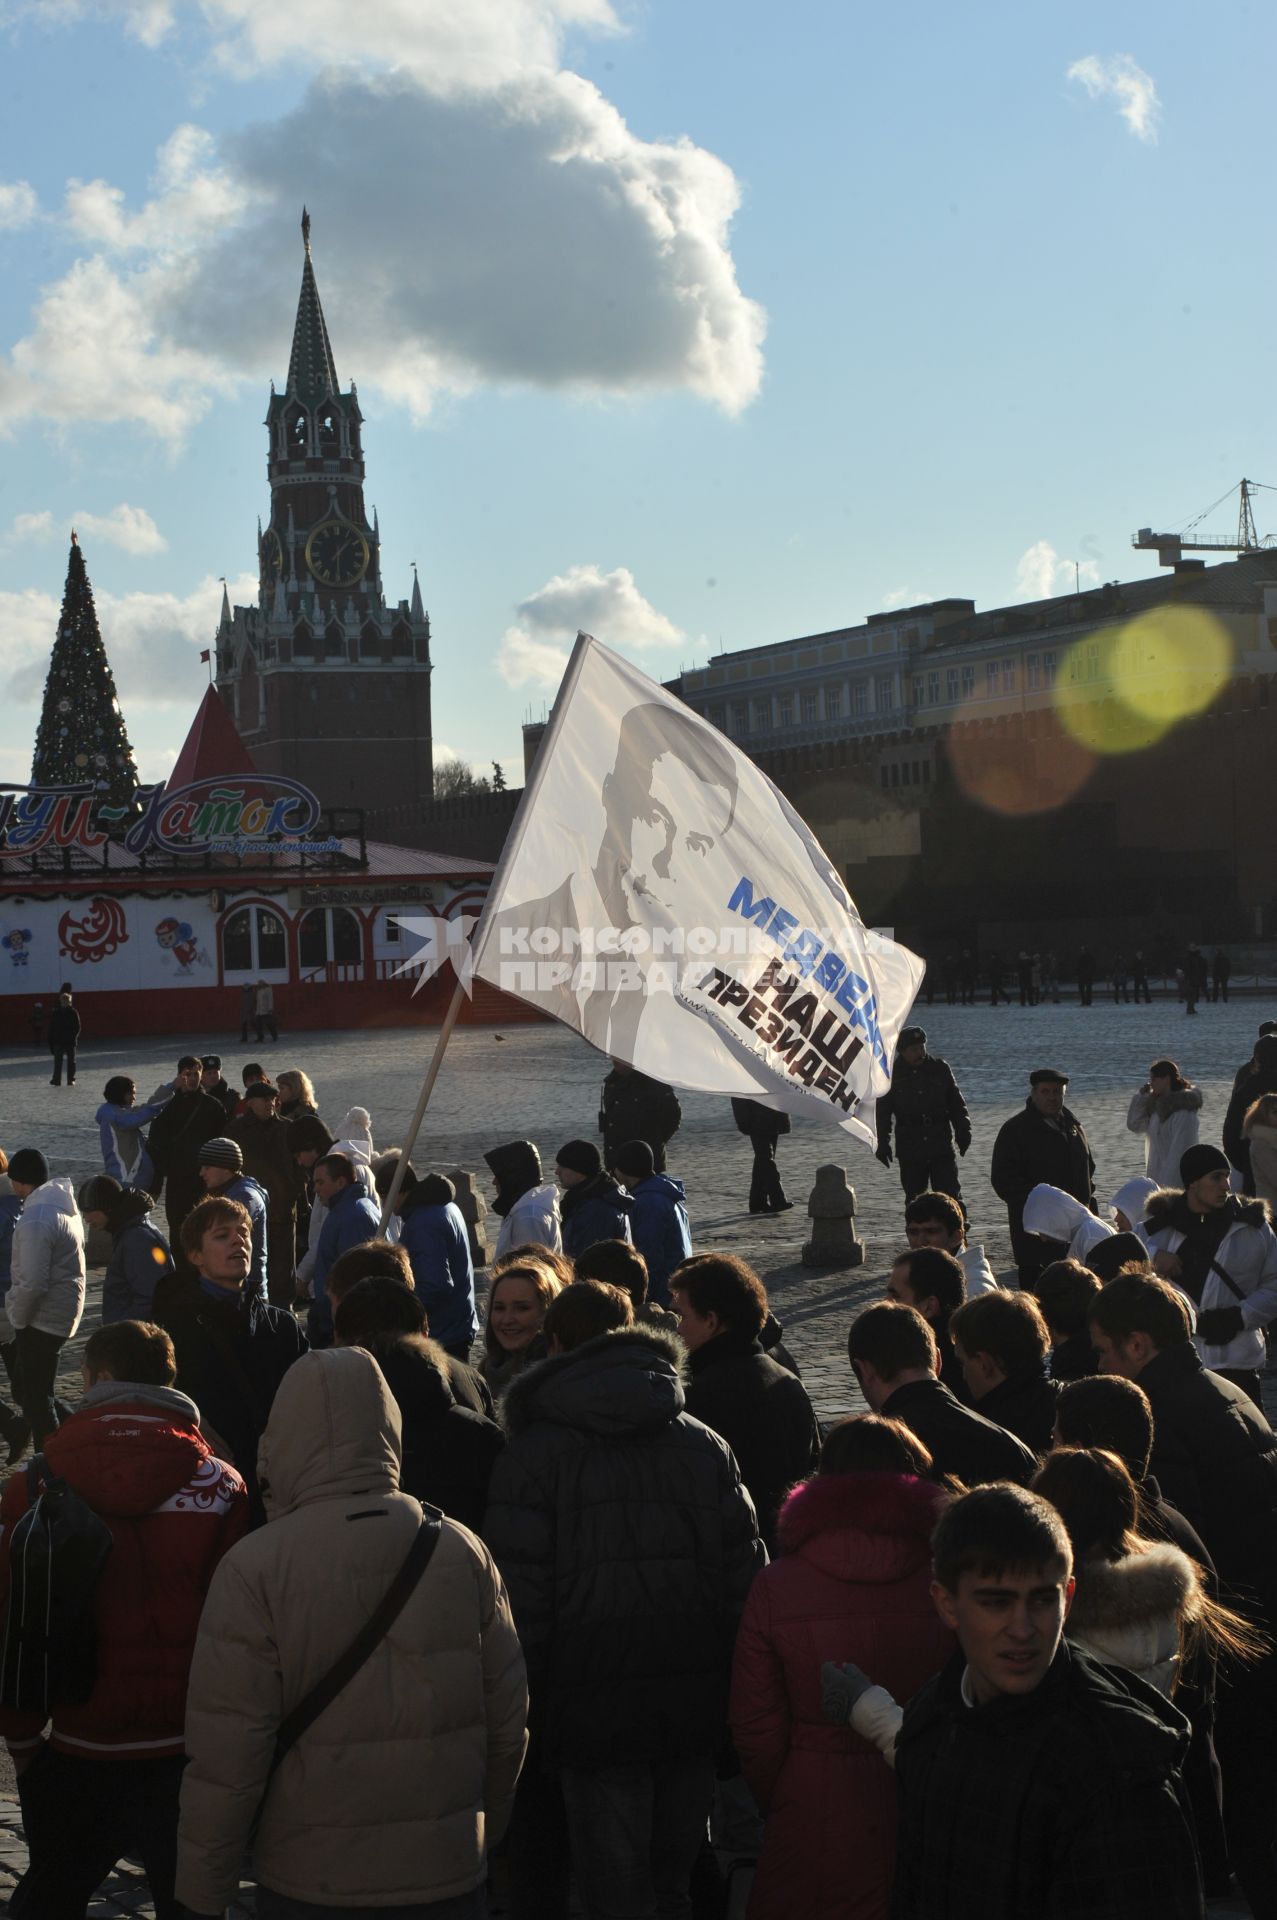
top-left (0, 0), bottom-right (1272, 789)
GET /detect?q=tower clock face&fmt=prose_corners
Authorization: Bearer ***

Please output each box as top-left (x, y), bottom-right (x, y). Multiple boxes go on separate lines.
top-left (305, 518), bottom-right (370, 588)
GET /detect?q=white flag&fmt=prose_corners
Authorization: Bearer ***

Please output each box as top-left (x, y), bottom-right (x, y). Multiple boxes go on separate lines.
top-left (469, 634), bottom-right (924, 1145)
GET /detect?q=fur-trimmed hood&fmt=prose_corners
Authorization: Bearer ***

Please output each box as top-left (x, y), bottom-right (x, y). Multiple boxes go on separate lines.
top-left (1069, 1542), bottom-right (1201, 1637)
top-left (776, 1470), bottom-right (947, 1590)
top-left (500, 1326), bottom-right (685, 1440)
top-left (1144, 1187), bottom-right (1272, 1235)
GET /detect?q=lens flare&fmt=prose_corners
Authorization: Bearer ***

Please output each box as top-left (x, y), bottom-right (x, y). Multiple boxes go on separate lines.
top-left (946, 699), bottom-right (1095, 816)
top-left (1054, 607), bottom-right (1233, 756)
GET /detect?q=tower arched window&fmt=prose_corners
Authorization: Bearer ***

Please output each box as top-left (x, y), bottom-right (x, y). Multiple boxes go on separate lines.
top-left (287, 406), bottom-right (309, 452)
top-left (326, 621), bottom-right (346, 659)
top-left (317, 406), bottom-right (339, 449)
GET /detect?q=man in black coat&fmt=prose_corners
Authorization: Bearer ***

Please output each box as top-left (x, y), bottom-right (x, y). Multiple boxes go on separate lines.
top-left (47, 985), bottom-right (81, 1087)
top-left (875, 1025), bottom-right (971, 1201)
top-left (146, 1055), bottom-right (231, 1275)
top-left (990, 1067), bottom-right (1095, 1287)
top-left (729, 1096), bottom-right (793, 1214)
top-left (199, 1054), bottom-right (239, 1122)
top-left (598, 1059), bottom-right (681, 1172)
top-left (672, 1254), bottom-right (821, 1549)
top-left (1089, 1271), bottom-right (1277, 1915)
top-left (483, 1306), bottom-right (763, 1920)
top-left (161, 1192), bottom-right (308, 1524)
top-left (229, 1080), bottom-right (300, 1304)
top-left (1224, 1032), bottom-right (1277, 1193)
top-left (848, 1301), bottom-right (1037, 1486)
top-left (890, 1486), bottom-right (1202, 1920)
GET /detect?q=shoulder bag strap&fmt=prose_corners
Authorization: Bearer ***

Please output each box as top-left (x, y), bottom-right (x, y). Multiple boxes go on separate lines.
top-left (1208, 1255), bottom-right (1247, 1306)
top-left (250, 1512), bottom-right (443, 1840)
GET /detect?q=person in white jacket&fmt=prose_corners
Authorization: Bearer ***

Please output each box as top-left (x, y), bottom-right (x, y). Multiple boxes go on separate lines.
top-left (1126, 1060), bottom-right (1202, 1190)
top-left (1111, 1176), bottom-right (1159, 1239)
top-left (483, 1139), bottom-right (562, 1260)
top-left (1144, 1141), bottom-right (1277, 1401)
top-left (291, 1113), bottom-right (379, 1297)
top-left (6, 1147), bottom-right (86, 1446)
top-left (1021, 1184), bottom-right (1114, 1265)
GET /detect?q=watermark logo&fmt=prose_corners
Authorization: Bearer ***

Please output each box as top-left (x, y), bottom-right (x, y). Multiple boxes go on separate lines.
top-left (392, 913), bottom-right (478, 995)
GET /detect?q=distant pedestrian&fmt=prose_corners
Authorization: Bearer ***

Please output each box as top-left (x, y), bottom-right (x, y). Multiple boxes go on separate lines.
top-left (990, 1068), bottom-right (1096, 1287)
top-left (30, 1001), bottom-right (44, 1046)
top-left (238, 981), bottom-right (253, 1043)
top-left (730, 1097), bottom-right (793, 1215)
top-left (253, 977), bottom-right (278, 1043)
top-left (987, 951), bottom-right (1006, 1006)
top-left (47, 984), bottom-right (80, 1086)
top-left (1112, 955), bottom-right (1129, 1003)
top-left (1182, 944), bottom-right (1208, 1017)
top-left (1126, 1059), bottom-right (1202, 1188)
top-left (599, 1059), bottom-right (681, 1172)
top-left (1075, 945), bottom-right (1096, 1007)
top-left (1044, 950), bottom-right (1060, 1003)
top-left (1016, 951), bottom-right (1032, 1007)
top-left (1211, 949), bottom-right (1231, 1003)
top-left (875, 1025), bottom-right (970, 1201)
top-left (1132, 949), bottom-right (1152, 1003)
top-left (958, 950), bottom-right (976, 1005)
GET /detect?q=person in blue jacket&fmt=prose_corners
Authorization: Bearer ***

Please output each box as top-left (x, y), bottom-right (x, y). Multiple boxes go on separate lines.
top-left (610, 1139), bottom-right (693, 1307)
top-left (310, 1152), bottom-right (382, 1346)
top-left (555, 1139), bottom-right (633, 1262)
top-left (197, 1138), bottom-right (270, 1302)
top-left (79, 1175), bottom-right (176, 1324)
top-left (96, 1074), bottom-right (173, 1192)
top-left (393, 1168), bottom-right (478, 1360)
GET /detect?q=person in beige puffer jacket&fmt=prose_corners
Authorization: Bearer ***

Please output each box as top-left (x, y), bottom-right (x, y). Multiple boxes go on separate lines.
top-left (175, 1345), bottom-right (528, 1919)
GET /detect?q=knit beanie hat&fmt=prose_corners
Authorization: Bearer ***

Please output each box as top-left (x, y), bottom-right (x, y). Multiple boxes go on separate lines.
top-left (899, 1026), bottom-right (927, 1049)
top-left (1180, 1142), bottom-right (1230, 1187)
top-left (612, 1139), bottom-right (655, 1181)
top-left (556, 1139), bottom-right (602, 1178)
top-left (78, 1173), bottom-right (122, 1215)
top-left (289, 1115), bottom-right (334, 1155)
top-left (200, 1137), bottom-right (244, 1172)
top-left (9, 1148), bottom-right (49, 1187)
top-left (1085, 1232), bottom-right (1151, 1284)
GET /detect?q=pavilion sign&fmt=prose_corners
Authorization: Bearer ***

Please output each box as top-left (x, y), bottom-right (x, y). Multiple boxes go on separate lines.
top-left (0, 776), bottom-right (339, 861)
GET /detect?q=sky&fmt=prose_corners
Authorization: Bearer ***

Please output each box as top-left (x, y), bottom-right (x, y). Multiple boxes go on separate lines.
top-left (0, 0), bottom-right (1274, 789)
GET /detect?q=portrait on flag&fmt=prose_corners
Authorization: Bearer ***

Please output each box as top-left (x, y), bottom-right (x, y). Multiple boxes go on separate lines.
top-left (470, 635), bottom-right (923, 1143)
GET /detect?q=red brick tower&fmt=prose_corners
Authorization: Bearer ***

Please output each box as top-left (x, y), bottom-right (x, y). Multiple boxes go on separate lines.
top-left (214, 211), bottom-right (433, 811)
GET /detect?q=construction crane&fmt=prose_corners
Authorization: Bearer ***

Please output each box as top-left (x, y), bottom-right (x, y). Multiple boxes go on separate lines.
top-left (1133, 477), bottom-right (1277, 568)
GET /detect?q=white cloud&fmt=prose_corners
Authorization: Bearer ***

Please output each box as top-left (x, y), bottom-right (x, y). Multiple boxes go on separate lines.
top-left (1067, 55), bottom-right (1160, 144)
top-left (880, 587), bottom-right (927, 610)
top-left (1, 568), bottom-right (259, 710)
top-left (498, 561), bottom-right (682, 688)
top-left (1015, 540), bottom-right (1101, 601)
top-left (0, 181), bottom-right (38, 230)
top-left (0, 0), bottom-right (763, 437)
top-left (2, 510), bottom-right (54, 542)
top-left (73, 504), bottom-right (168, 555)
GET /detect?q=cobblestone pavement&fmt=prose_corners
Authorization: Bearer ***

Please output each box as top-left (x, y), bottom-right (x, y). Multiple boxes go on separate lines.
top-left (0, 993), bottom-right (1272, 1913)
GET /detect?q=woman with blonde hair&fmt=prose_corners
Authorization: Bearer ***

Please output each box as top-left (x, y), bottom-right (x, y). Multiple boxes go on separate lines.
top-left (276, 1069), bottom-right (318, 1122)
top-left (479, 1259), bottom-right (563, 1399)
top-left (1243, 1093), bottom-right (1277, 1209)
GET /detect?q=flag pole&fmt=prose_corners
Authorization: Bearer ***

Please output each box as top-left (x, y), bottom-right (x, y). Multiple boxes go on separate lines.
top-left (377, 974), bottom-right (468, 1232)
top-left (379, 631), bottom-right (595, 1232)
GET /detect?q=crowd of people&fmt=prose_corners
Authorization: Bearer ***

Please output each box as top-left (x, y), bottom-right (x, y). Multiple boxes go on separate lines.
top-left (922, 943), bottom-right (1236, 1011)
top-left (0, 1015), bottom-right (1276, 1917)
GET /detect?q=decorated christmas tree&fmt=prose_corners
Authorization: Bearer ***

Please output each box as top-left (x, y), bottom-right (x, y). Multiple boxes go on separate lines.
top-left (30, 531), bottom-right (139, 807)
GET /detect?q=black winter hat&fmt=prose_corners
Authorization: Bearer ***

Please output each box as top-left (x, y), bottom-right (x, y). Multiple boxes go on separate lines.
top-left (1030, 1068), bottom-right (1069, 1086)
top-left (1255, 1035), bottom-right (1277, 1072)
top-left (1180, 1143), bottom-right (1230, 1187)
top-left (414, 1173), bottom-right (456, 1208)
top-left (289, 1116), bottom-right (335, 1155)
top-left (484, 1140), bottom-right (542, 1184)
top-left (612, 1140), bottom-right (655, 1181)
top-left (201, 1054), bottom-right (222, 1072)
top-left (78, 1174), bottom-right (122, 1215)
top-left (1085, 1232), bottom-right (1150, 1284)
top-left (556, 1139), bottom-right (602, 1178)
top-left (9, 1148), bottom-right (49, 1186)
top-left (899, 1026), bottom-right (927, 1049)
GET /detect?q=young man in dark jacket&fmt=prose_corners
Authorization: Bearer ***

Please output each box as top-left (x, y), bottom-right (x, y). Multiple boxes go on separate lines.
top-left (1089, 1270), bottom-right (1277, 1914)
top-left (555, 1138), bottom-right (633, 1261)
top-left (949, 1288), bottom-right (1058, 1455)
top-left (672, 1252), bottom-right (820, 1549)
top-left (889, 1484), bottom-right (1202, 1919)
top-left (229, 1079), bottom-right (300, 1304)
top-left (874, 1025), bottom-right (971, 1201)
top-left (483, 1293), bottom-right (764, 1920)
top-left (160, 1194), bottom-right (307, 1523)
top-left (0, 1319), bottom-right (247, 1919)
top-left (611, 1139), bottom-right (693, 1307)
top-left (990, 1068), bottom-right (1096, 1286)
top-left (198, 1054), bottom-right (239, 1122)
top-left (848, 1302), bottom-right (1037, 1487)
top-left (47, 984), bottom-right (81, 1086)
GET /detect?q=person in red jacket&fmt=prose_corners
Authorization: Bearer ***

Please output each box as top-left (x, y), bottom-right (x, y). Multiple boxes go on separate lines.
top-left (0, 1318), bottom-right (247, 1920)
top-left (729, 1414), bottom-right (955, 1920)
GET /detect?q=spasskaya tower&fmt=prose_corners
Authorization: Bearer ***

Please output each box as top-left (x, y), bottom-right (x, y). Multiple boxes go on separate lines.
top-left (214, 211), bottom-right (433, 810)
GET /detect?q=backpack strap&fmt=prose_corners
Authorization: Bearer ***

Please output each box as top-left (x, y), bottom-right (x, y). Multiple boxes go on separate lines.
top-left (1208, 1256), bottom-right (1247, 1306)
top-left (25, 1453), bottom-right (47, 1501)
top-left (250, 1512), bottom-right (443, 1841)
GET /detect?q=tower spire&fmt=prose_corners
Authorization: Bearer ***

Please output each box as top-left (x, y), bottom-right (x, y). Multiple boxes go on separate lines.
top-left (287, 209), bottom-right (338, 401)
